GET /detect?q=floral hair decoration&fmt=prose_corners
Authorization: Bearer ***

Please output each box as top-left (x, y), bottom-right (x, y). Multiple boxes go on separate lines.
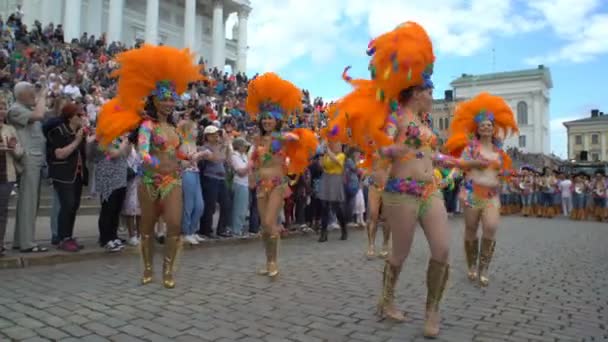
top-left (474, 110), bottom-right (495, 124)
top-left (153, 80), bottom-right (179, 101)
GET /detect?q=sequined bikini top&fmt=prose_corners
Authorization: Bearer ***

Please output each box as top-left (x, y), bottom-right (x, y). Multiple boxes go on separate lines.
top-left (251, 133), bottom-right (287, 169)
top-left (387, 109), bottom-right (438, 150)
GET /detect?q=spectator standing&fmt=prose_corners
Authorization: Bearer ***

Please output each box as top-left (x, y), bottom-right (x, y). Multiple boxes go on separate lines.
top-left (8, 81), bottom-right (47, 253)
top-left (317, 141), bottom-right (348, 242)
top-left (45, 103), bottom-right (87, 252)
top-left (177, 119), bottom-right (207, 245)
top-left (95, 135), bottom-right (130, 252)
top-left (198, 125), bottom-right (232, 238)
top-left (559, 173), bottom-right (573, 217)
top-left (230, 137), bottom-right (250, 236)
top-left (0, 97), bottom-right (23, 256)
top-left (122, 144), bottom-right (141, 246)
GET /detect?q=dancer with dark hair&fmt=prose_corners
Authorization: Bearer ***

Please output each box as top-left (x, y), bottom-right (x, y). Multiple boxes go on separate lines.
top-left (445, 92), bottom-right (518, 287)
top-left (246, 73), bottom-right (318, 278)
top-left (96, 45), bottom-right (204, 288)
top-left (326, 22), bottom-right (464, 338)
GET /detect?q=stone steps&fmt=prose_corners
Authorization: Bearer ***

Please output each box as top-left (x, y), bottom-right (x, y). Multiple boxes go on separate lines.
top-left (8, 184), bottom-right (101, 217)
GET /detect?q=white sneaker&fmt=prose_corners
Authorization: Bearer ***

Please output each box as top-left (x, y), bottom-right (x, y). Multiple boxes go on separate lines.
top-left (105, 241), bottom-right (122, 253)
top-left (128, 236), bottom-right (140, 246)
top-left (194, 234), bottom-right (206, 242)
top-left (184, 235), bottom-right (199, 245)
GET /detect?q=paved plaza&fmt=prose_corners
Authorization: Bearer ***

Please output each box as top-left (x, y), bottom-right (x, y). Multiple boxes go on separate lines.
top-left (0, 216), bottom-right (607, 342)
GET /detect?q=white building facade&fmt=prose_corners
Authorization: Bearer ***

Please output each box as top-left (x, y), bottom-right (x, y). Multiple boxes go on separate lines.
top-left (4, 0), bottom-right (250, 72)
top-left (450, 66), bottom-right (553, 155)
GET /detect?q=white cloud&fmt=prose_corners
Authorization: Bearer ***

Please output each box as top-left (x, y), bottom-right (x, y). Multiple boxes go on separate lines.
top-left (246, 0), bottom-right (607, 73)
top-left (525, 1), bottom-right (608, 64)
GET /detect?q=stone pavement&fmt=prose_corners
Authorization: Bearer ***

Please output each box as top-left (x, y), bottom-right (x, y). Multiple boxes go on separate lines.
top-left (0, 216), bottom-right (607, 342)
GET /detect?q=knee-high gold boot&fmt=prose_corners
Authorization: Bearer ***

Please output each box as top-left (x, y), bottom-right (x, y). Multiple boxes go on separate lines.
top-left (257, 231), bottom-right (271, 275)
top-left (376, 261), bottom-right (406, 322)
top-left (366, 221), bottom-right (377, 258)
top-left (378, 224), bottom-right (390, 259)
top-left (478, 238), bottom-right (496, 287)
top-left (464, 239), bottom-right (479, 281)
top-left (267, 234), bottom-right (280, 278)
top-left (424, 259), bottom-right (449, 339)
top-left (162, 235), bottom-right (181, 289)
top-left (140, 234), bottom-right (154, 285)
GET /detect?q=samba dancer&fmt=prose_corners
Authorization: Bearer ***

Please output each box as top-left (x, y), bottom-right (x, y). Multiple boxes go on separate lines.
top-left (96, 45), bottom-right (204, 288)
top-left (445, 92), bottom-right (518, 287)
top-left (246, 73), bottom-right (318, 278)
top-left (327, 22), bottom-right (464, 338)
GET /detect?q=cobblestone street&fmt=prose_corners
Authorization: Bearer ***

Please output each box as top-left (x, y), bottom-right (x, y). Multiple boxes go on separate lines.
top-left (1, 216), bottom-right (607, 342)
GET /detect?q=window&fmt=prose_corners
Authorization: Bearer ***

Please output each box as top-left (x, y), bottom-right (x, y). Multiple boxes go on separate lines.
top-left (592, 153), bottom-right (600, 161)
top-left (518, 135), bottom-right (526, 148)
top-left (592, 134), bottom-right (599, 144)
top-left (444, 118), bottom-right (449, 130)
top-left (517, 101), bottom-right (528, 125)
top-left (575, 135), bottom-right (582, 145)
top-left (439, 118), bottom-right (444, 130)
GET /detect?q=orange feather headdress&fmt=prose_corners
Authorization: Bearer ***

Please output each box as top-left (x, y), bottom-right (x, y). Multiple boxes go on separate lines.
top-left (245, 72), bottom-right (303, 122)
top-left (444, 92), bottom-right (519, 171)
top-left (324, 22), bottom-right (435, 154)
top-left (96, 45), bottom-right (203, 145)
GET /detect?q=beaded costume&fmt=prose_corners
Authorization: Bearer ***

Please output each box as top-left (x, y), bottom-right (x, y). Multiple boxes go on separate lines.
top-left (444, 92), bottom-right (519, 287)
top-left (245, 72), bottom-right (318, 278)
top-left (96, 45), bottom-right (203, 289)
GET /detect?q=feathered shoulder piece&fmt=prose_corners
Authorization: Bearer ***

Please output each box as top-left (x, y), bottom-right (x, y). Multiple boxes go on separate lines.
top-left (95, 98), bottom-right (141, 145)
top-left (245, 72), bottom-right (303, 121)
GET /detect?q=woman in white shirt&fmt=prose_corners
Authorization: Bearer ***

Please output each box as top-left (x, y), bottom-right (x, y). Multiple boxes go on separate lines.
top-left (230, 137), bottom-right (250, 236)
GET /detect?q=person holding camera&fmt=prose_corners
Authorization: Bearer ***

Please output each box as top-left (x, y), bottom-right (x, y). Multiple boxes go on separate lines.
top-left (45, 103), bottom-right (88, 252)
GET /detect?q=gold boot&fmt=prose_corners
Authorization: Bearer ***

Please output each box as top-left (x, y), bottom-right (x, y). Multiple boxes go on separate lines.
top-left (257, 231), bottom-right (270, 275)
top-left (376, 261), bottom-right (407, 322)
top-left (267, 234), bottom-right (280, 278)
top-left (478, 238), bottom-right (496, 287)
top-left (140, 234), bottom-right (154, 285)
top-left (378, 224), bottom-right (390, 259)
top-left (162, 235), bottom-right (181, 289)
top-left (463, 239), bottom-right (479, 282)
top-left (424, 259), bottom-right (449, 339)
top-left (365, 221), bottom-right (377, 258)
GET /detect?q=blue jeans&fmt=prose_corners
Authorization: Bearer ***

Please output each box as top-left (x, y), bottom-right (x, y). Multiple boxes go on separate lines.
top-left (572, 194), bottom-right (585, 209)
top-left (199, 175), bottom-right (230, 236)
top-left (521, 194), bottom-right (533, 206)
top-left (182, 171), bottom-right (204, 235)
top-left (231, 183), bottom-right (249, 235)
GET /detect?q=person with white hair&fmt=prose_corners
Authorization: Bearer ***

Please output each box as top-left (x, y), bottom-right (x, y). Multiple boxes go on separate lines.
top-left (8, 81), bottom-right (48, 253)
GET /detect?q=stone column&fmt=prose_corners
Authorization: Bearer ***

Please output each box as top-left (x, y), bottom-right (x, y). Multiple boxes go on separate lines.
top-left (211, 0), bottom-right (224, 69)
top-left (41, 0), bottom-right (63, 27)
top-left (63, 0), bottom-right (82, 42)
top-left (184, 0), bottom-right (196, 49)
top-left (236, 7), bottom-right (250, 73)
top-left (86, 0), bottom-right (103, 37)
top-left (107, 0), bottom-right (124, 43)
top-left (533, 93), bottom-right (542, 154)
top-left (20, 0), bottom-right (39, 29)
top-left (145, 0), bottom-right (159, 44)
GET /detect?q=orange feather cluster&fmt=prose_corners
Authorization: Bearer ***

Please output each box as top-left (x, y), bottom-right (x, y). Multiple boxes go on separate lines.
top-left (284, 128), bottom-right (319, 175)
top-left (445, 92), bottom-right (519, 158)
top-left (245, 72), bottom-right (303, 121)
top-left (96, 99), bottom-right (142, 145)
top-left (96, 45), bottom-right (203, 146)
top-left (325, 22), bottom-right (435, 153)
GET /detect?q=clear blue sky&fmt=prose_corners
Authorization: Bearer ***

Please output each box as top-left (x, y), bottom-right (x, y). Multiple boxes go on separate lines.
top-left (234, 0), bottom-right (608, 157)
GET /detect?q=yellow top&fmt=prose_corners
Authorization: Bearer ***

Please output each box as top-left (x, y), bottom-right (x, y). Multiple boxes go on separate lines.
top-left (321, 153), bottom-right (346, 175)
